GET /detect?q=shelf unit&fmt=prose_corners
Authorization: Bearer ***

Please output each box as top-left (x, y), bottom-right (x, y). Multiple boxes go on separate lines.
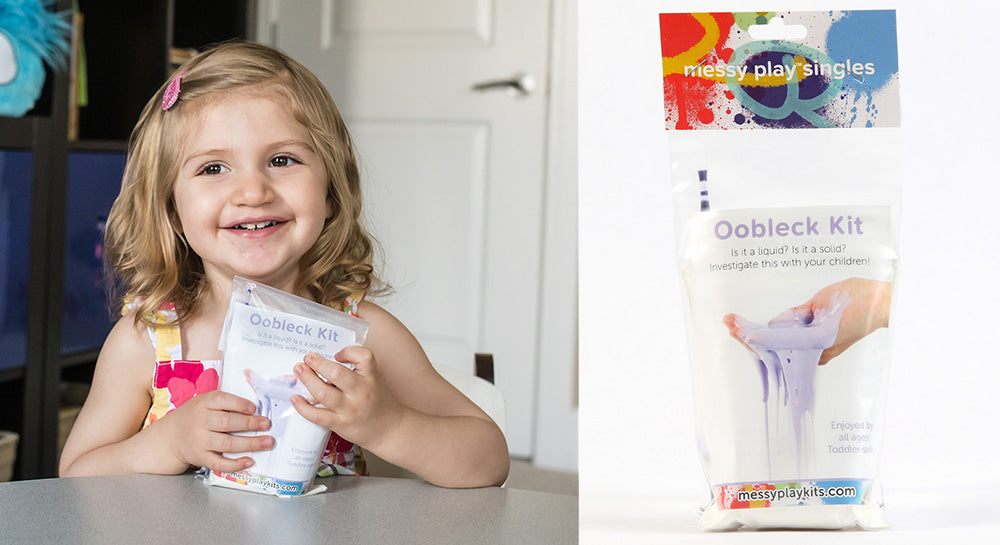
top-left (0, 0), bottom-right (252, 480)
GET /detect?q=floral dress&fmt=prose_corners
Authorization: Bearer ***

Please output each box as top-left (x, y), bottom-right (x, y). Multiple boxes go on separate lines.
top-left (137, 293), bottom-right (367, 476)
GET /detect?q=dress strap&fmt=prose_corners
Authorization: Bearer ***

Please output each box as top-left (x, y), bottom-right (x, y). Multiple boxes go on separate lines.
top-left (124, 299), bottom-right (183, 361)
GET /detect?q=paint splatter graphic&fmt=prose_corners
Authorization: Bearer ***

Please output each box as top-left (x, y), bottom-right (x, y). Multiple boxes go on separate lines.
top-left (659, 11), bottom-right (899, 130)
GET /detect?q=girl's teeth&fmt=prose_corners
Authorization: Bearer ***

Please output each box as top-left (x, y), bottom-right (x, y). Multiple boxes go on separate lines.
top-left (238, 221), bottom-right (274, 230)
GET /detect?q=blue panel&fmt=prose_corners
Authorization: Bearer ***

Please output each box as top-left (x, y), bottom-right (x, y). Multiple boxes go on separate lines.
top-left (62, 151), bottom-right (126, 356)
top-left (0, 151), bottom-right (33, 371)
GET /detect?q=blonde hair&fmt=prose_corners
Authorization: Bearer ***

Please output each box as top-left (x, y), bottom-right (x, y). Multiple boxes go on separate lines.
top-left (105, 41), bottom-right (379, 325)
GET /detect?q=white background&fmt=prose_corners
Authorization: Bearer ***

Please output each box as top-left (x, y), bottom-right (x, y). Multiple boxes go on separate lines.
top-left (579, 0), bottom-right (1000, 541)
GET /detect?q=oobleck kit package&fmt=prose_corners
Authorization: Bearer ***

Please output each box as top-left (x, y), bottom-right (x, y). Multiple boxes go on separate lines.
top-left (659, 11), bottom-right (901, 529)
top-left (207, 276), bottom-right (369, 496)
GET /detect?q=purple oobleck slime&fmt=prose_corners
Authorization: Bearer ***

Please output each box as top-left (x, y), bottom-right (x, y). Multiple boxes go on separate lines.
top-left (727, 291), bottom-right (850, 478)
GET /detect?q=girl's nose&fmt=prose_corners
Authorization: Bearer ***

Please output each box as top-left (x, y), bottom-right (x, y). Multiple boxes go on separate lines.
top-left (231, 169), bottom-right (275, 206)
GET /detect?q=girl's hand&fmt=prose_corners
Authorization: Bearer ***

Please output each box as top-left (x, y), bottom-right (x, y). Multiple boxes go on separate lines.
top-left (291, 348), bottom-right (405, 451)
top-left (155, 390), bottom-right (274, 473)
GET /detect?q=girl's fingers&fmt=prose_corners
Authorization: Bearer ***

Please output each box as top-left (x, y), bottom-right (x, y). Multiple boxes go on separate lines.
top-left (333, 346), bottom-right (376, 375)
top-left (190, 391), bottom-right (266, 432)
top-left (208, 430), bottom-right (273, 455)
top-left (204, 453), bottom-right (256, 473)
top-left (203, 390), bottom-right (259, 415)
top-left (294, 361), bottom-right (346, 409)
top-left (290, 394), bottom-right (336, 428)
top-left (207, 410), bottom-right (270, 434)
top-left (300, 352), bottom-right (360, 391)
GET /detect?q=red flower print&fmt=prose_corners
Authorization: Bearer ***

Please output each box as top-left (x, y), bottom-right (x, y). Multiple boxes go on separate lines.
top-left (155, 361), bottom-right (219, 408)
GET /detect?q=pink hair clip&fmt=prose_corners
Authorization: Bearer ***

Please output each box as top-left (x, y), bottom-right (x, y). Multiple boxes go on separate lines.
top-left (162, 72), bottom-right (186, 111)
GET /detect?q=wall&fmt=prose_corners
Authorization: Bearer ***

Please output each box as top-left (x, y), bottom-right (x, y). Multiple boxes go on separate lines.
top-left (534, 0), bottom-right (579, 472)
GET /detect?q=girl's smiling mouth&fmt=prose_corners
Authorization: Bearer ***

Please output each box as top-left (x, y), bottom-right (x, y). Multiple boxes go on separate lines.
top-left (224, 218), bottom-right (289, 233)
top-left (233, 221), bottom-right (279, 231)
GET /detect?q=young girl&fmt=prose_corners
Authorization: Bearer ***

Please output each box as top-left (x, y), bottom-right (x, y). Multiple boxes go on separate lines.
top-left (58, 42), bottom-right (509, 489)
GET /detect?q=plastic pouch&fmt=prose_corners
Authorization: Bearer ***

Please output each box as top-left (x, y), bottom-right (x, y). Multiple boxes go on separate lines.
top-left (659, 11), bottom-right (901, 530)
top-left (207, 276), bottom-right (369, 496)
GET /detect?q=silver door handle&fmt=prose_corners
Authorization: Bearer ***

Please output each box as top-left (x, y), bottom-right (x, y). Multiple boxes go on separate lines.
top-left (472, 73), bottom-right (536, 97)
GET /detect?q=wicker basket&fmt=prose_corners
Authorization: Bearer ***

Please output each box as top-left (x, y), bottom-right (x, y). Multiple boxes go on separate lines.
top-left (0, 431), bottom-right (18, 482)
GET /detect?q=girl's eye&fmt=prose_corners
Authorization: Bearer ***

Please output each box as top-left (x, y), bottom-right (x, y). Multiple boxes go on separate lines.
top-left (198, 163), bottom-right (230, 176)
top-left (269, 155), bottom-right (299, 168)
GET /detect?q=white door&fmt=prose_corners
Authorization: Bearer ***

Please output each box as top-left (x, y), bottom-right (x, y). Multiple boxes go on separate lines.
top-left (262, 0), bottom-right (551, 458)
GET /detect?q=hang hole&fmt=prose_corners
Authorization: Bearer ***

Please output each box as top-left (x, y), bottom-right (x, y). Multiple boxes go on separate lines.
top-left (748, 17), bottom-right (808, 41)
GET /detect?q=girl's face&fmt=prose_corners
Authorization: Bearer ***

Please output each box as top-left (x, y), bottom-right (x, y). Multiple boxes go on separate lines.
top-left (173, 93), bottom-right (332, 293)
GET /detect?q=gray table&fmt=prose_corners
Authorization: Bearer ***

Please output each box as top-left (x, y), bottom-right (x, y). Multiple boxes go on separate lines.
top-left (0, 474), bottom-right (578, 544)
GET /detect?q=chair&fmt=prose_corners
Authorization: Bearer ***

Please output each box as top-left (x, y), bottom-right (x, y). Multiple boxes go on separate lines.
top-left (433, 353), bottom-right (506, 439)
